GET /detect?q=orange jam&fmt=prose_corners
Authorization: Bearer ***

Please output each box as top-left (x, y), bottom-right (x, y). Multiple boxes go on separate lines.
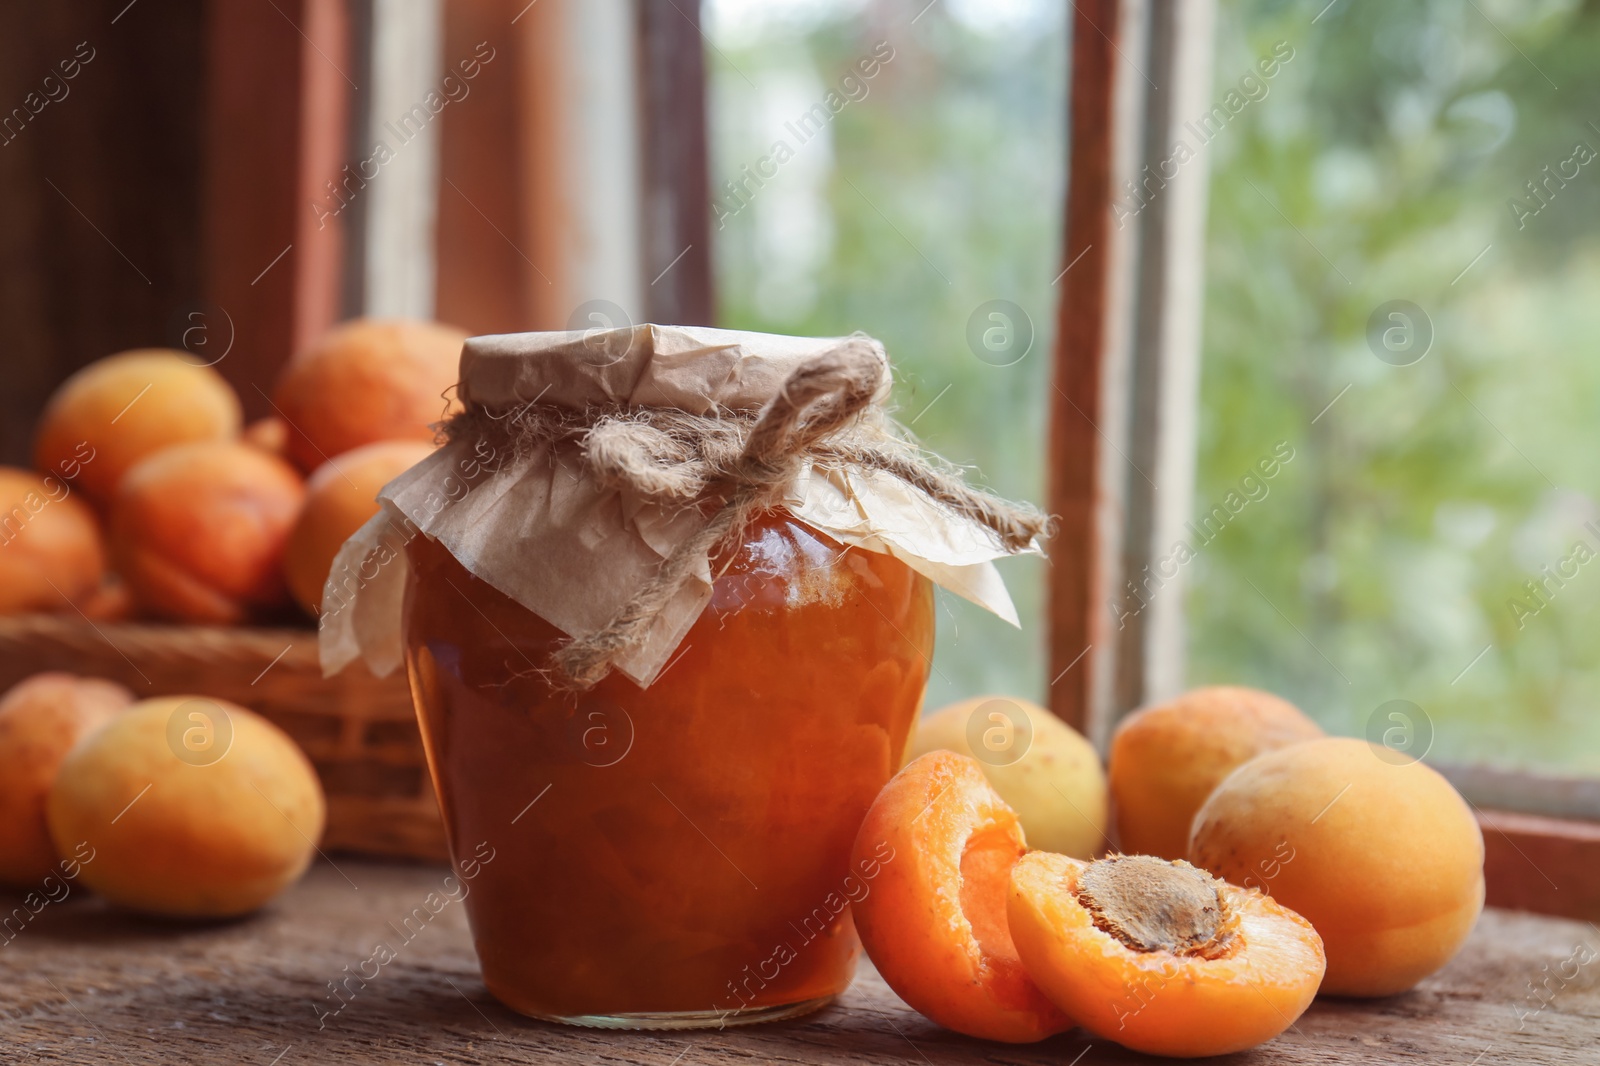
top-left (402, 512), bottom-right (933, 1027)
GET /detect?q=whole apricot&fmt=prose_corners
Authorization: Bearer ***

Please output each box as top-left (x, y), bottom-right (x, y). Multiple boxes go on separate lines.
top-left (0, 673), bottom-right (131, 885)
top-left (46, 696), bottom-right (325, 917)
top-left (0, 467), bottom-right (106, 613)
top-left (110, 441), bottom-right (305, 623)
top-left (850, 751), bottom-right (1071, 1042)
top-left (1189, 737), bottom-right (1484, 996)
top-left (1009, 852), bottom-right (1324, 1056)
top-left (1109, 686), bottom-right (1323, 859)
top-left (32, 350), bottom-right (242, 504)
top-left (907, 696), bottom-right (1107, 858)
top-left (273, 318), bottom-right (466, 472)
top-left (282, 440), bottom-right (434, 615)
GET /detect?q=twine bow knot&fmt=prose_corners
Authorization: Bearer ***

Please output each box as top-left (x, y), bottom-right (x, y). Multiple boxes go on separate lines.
top-left (447, 336), bottom-right (1050, 689)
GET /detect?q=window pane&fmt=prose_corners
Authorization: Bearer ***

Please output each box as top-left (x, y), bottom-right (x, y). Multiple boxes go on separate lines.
top-left (1194, 0), bottom-right (1600, 770)
top-left (705, 0), bottom-right (1066, 706)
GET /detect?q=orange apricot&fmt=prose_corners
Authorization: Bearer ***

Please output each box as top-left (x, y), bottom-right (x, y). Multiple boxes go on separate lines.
top-left (1008, 852), bottom-right (1324, 1057)
top-left (282, 440), bottom-right (434, 616)
top-left (110, 441), bottom-right (305, 623)
top-left (32, 350), bottom-right (241, 504)
top-left (0, 673), bottom-right (131, 885)
top-left (849, 751), bottom-right (1072, 1042)
top-left (273, 318), bottom-right (466, 472)
top-left (1109, 686), bottom-right (1323, 859)
top-left (46, 695), bottom-right (325, 917)
top-left (0, 466), bottom-right (106, 613)
top-left (1189, 737), bottom-right (1484, 997)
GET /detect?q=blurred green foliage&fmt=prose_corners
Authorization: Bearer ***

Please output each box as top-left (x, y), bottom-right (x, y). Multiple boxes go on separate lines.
top-left (706, 0), bottom-right (1600, 770)
top-left (1194, 0), bottom-right (1600, 770)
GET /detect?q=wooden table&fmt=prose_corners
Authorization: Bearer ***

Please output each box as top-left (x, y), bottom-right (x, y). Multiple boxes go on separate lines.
top-left (3, 859), bottom-right (1595, 1065)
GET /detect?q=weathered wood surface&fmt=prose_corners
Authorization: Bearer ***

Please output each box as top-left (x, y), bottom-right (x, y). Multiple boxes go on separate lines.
top-left (2, 859), bottom-right (1595, 1065)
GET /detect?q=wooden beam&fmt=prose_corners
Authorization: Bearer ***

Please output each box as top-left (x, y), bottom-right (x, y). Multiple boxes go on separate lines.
top-left (361, 0), bottom-right (444, 319)
top-left (1479, 809), bottom-right (1600, 923)
top-left (202, 0), bottom-right (352, 412)
top-left (1113, 0), bottom-right (1214, 713)
top-left (434, 0), bottom-right (533, 334)
top-left (1048, 0), bottom-right (1142, 749)
top-left (436, 0), bottom-right (656, 334)
top-left (0, 1), bottom-right (204, 464)
top-left (1049, 0), bottom-right (1215, 745)
top-left (637, 0), bottom-right (715, 326)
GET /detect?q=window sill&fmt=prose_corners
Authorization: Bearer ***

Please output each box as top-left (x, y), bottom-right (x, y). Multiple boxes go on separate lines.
top-left (3, 859), bottom-right (1593, 1063)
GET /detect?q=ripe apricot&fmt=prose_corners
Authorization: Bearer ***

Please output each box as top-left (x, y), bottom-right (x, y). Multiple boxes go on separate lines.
top-left (32, 350), bottom-right (242, 504)
top-left (46, 696), bottom-right (325, 917)
top-left (282, 440), bottom-right (434, 615)
top-left (1008, 852), bottom-right (1324, 1056)
top-left (0, 466), bottom-right (106, 613)
top-left (273, 318), bottom-right (466, 472)
top-left (1109, 686), bottom-right (1322, 859)
top-left (849, 751), bottom-right (1071, 1042)
top-left (1189, 737), bottom-right (1484, 996)
top-left (110, 441), bottom-right (305, 623)
top-left (0, 673), bottom-right (131, 885)
top-left (907, 696), bottom-right (1108, 858)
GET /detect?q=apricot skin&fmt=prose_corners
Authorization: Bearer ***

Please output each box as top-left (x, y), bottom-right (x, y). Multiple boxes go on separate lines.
top-left (849, 751), bottom-right (1071, 1043)
top-left (1189, 737), bottom-right (1484, 997)
top-left (282, 440), bottom-right (434, 615)
top-left (0, 674), bottom-right (131, 885)
top-left (46, 696), bottom-right (325, 918)
top-left (32, 350), bottom-right (242, 504)
top-left (908, 696), bottom-right (1108, 858)
top-left (1109, 686), bottom-right (1323, 860)
top-left (0, 467), bottom-right (107, 613)
top-left (273, 318), bottom-right (466, 472)
top-left (1008, 852), bottom-right (1324, 1057)
top-left (110, 441), bottom-right (306, 623)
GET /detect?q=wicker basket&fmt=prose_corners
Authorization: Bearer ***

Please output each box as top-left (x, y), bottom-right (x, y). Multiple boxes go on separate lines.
top-left (0, 614), bottom-right (446, 862)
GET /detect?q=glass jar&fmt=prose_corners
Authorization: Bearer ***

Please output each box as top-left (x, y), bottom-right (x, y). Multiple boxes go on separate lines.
top-left (402, 511), bottom-right (933, 1028)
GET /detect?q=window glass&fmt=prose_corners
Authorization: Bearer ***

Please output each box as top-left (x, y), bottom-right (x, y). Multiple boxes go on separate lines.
top-left (1194, 0), bottom-right (1600, 770)
top-left (706, 0), bottom-right (1066, 706)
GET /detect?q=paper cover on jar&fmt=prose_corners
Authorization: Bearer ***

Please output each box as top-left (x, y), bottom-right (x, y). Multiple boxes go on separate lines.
top-left (318, 324), bottom-right (1042, 687)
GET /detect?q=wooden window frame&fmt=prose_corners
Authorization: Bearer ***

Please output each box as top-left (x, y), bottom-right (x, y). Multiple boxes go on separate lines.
top-left (1048, 0), bottom-right (1600, 922)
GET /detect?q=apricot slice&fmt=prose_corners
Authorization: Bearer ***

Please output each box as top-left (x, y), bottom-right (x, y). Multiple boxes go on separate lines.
top-left (849, 751), bottom-right (1072, 1042)
top-left (1189, 737), bottom-right (1484, 996)
top-left (1008, 852), bottom-right (1324, 1057)
top-left (1109, 686), bottom-right (1322, 859)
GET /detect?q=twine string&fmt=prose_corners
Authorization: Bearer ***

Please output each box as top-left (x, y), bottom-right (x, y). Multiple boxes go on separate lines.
top-left (445, 337), bottom-right (1050, 689)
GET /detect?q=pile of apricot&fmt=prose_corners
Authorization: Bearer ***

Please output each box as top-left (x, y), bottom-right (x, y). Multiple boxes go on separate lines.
top-left (5, 318), bottom-right (463, 624)
top-left (0, 671), bottom-right (324, 917)
top-left (856, 687), bottom-right (1485, 1056)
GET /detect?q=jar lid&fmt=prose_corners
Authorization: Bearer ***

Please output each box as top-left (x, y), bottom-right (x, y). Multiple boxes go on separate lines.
top-left (321, 326), bottom-right (1043, 688)
top-left (459, 324), bottom-right (891, 414)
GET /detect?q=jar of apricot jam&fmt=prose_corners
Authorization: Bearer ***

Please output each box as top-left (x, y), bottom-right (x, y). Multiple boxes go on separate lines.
top-left (402, 511), bottom-right (933, 1028)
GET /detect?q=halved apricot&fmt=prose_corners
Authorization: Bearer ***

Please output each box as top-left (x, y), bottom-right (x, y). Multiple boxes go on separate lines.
top-left (849, 751), bottom-right (1072, 1042)
top-left (1008, 852), bottom-right (1323, 1057)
